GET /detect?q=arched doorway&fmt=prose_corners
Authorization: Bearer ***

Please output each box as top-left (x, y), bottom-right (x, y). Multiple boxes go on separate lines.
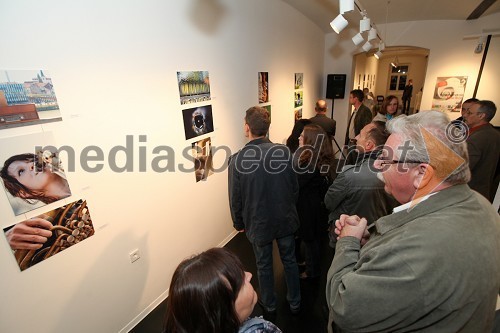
top-left (353, 46), bottom-right (430, 114)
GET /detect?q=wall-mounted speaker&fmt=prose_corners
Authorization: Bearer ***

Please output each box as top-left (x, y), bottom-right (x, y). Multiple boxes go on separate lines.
top-left (326, 74), bottom-right (347, 99)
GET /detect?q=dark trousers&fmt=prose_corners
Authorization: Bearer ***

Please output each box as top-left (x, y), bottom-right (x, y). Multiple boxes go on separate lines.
top-left (402, 98), bottom-right (411, 115)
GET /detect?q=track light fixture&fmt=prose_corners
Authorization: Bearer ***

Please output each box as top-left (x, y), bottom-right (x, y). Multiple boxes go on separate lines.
top-left (368, 27), bottom-right (377, 41)
top-left (352, 33), bottom-right (364, 46)
top-left (339, 0), bottom-right (354, 14)
top-left (330, 14), bottom-right (348, 34)
top-left (360, 12), bottom-right (371, 32)
top-left (374, 51), bottom-right (382, 59)
top-left (390, 56), bottom-right (399, 68)
top-left (362, 41), bottom-right (372, 52)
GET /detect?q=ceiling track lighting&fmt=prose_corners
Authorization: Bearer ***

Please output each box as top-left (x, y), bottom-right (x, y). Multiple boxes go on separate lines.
top-left (374, 51), bottom-right (382, 59)
top-left (360, 11), bottom-right (371, 32)
top-left (330, 14), bottom-right (348, 34)
top-left (352, 32), bottom-right (364, 46)
top-left (362, 41), bottom-right (372, 52)
top-left (330, 0), bottom-right (385, 55)
top-left (340, 0), bottom-right (354, 14)
top-left (390, 56), bottom-right (399, 68)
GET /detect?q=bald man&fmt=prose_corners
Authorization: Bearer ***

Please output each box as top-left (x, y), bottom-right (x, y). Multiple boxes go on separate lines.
top-left (309, 99), bottom-right (336, 139)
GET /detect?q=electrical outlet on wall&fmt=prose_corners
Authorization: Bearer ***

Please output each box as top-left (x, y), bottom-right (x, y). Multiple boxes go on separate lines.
top-left (129, 249), bottom-right (140, 263)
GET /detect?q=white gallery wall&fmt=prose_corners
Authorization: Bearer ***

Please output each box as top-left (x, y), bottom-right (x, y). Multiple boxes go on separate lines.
top-left (0, 1), bottom-right (325, 332)
top-left (325, 12), bottom-right (500, 145)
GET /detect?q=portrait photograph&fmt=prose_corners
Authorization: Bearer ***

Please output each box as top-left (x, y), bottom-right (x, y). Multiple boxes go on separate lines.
top-left (0, 69), bottom-right (62, 130)
top-left (3, 199), bottom-right (95, 271)
top-left (177, 71), bottom-right (211, 105)
top-left (258, 72), bottom-right (269, 103)
top-left (294, 108), bottom-right (302, 122)
top-left (191, 137), bottom-right (214, 182)
top-left (182, 105), bottom-right (214, 140)
top-left (0, 132), bottom-right (72, 216)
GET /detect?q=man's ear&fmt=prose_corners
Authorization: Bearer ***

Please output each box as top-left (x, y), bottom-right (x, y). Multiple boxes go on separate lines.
top-left (365, 139), bottom-right (375, 152)
top-left (413, 163), bottom-right (434, 190)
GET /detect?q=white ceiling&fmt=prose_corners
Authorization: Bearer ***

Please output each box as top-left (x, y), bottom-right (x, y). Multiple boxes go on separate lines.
top-left (281, 0), bottom-right (500, 33)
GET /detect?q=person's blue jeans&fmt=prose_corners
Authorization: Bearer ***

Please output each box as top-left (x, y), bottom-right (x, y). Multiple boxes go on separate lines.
top-left (252, 234), bottom-right (301, 311)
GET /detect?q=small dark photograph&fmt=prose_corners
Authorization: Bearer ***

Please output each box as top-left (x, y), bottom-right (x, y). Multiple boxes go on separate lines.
top-left (182, 105), bottom-right (214, 140)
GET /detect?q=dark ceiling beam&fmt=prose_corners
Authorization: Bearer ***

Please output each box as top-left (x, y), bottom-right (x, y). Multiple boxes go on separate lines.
top-left (467, 0), bottom-right (497, 20)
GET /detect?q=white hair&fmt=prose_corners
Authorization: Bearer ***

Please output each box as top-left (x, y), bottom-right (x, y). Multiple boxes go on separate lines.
top-left (386, 111), bottom-right (470, 185)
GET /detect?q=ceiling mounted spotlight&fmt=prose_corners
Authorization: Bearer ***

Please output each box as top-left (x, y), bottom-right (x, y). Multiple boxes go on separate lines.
top-left (390, 56), bottom-right (399, 68)
top-left (360, 15), bottom-right (371, 33)
top-left (368, 27), bottom-right (377, 41)
top-left (374, 51), bottom-right (382, 59)
top-left (339, 0), bottom-right (354, 14)
top-left (352, 33), bottom-right (364, 46)
top-left (362, 41), bottom-right (372, 52)
top-left (330, 14), bottom-right (348, 34)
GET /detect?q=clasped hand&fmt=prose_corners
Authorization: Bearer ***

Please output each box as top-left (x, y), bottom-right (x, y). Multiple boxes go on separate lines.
top-left (334, 214), bottom-right (370, 245)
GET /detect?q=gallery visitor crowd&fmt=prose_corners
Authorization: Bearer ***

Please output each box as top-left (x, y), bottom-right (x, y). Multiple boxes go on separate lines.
top-left (162, 91), bottom-right (500, 333)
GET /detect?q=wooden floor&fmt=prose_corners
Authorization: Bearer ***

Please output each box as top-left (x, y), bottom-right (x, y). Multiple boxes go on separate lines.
top-left (131, 231), bottom-right (335, 333)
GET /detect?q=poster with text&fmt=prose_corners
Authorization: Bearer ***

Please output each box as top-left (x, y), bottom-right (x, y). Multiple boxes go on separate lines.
top-left (177, 71), bottom-right (211, 105)
top-left (192, 137), bottom-right (214, 182)
top-left (4, 199), bottom-right (94, 271)
top-left (431, 76), bottom-right (468, 112)
top-left (258, 72), bottom-right (269, 103)
top-left (295, 73), bottom-right (303, 89)
top-left (0, 132), bottom-right (72, 216)
top-left (0, 69), bottom-right (62, 129)
top-left (182, 105), bottom-right (214, 140)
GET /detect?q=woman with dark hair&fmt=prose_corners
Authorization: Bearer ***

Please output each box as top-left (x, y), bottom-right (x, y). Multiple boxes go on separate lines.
top-left (374, 95), bottom-right (399, 122)
top-left (0, 152), bottom-right (71, 205)
top-left (294, 124), bottom-right (335, 279)
top-left (164, 247), bottom-right (281, 333)
top-left (1, 152), bottom-right (72, 250)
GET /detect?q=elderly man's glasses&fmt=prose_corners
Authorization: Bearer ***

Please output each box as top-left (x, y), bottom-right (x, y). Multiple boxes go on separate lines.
top-left (375, 157), bottom-right (428, 167)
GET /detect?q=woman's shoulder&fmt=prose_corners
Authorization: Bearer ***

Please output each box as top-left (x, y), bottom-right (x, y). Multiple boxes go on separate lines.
top-left (238, 316), bottom-right (282, 333)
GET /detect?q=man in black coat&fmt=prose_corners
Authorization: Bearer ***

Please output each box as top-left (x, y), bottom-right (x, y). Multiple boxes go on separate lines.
top-left (402, 79), bottom-right (413, 115)
top-left (228, 106), bottom-right (301, 315)
top-left (309, 99), bottom-right (336, 139)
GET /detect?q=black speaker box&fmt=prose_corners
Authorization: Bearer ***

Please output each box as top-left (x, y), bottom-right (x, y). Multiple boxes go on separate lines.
top-left (326, 74), bottom-right (347, 99)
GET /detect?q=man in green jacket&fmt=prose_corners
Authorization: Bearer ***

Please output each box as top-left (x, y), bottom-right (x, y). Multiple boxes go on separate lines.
top-left (326, 111), bottom-right (500, 332)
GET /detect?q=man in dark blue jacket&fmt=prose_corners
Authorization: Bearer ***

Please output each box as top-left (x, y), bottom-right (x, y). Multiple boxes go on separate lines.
top-left (228, 106), bottom-right (301, 316)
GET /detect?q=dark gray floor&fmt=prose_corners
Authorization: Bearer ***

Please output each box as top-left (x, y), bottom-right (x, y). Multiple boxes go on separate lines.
top-left (131, 231), bottom-right (334, 333)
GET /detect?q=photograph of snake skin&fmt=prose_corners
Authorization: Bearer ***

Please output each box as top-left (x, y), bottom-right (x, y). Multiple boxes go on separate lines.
top-left (182, 105), bottom-right (214, 140)
top-left (177, 71), bottom-right (211, 105)
top-left (192, 137), bottom-right (214, 182)
top-left (4, 199), bottom-right (95, 271)
top-left (0, 131), bottom-right (72, 216)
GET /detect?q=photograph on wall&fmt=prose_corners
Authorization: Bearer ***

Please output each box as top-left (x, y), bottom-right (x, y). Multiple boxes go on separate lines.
top-left (258, 72), bottom-right (269, 103)
top-left (0, 132), bottom-right (72, 216)
top-left (294, 91), bottom-right (303, 108)
top-left (295, 73), bottom-right (303, 89)
top-left (191, 137), bottom-right (214, 182)
top-left (3, 199), bottom-right (94, 271)
top-left (431, 76), bottom-right (468, 112)
top-left (182, 105), bottom-right (214, 140)
top-left (262, 105), bottom-right (271, 123)
top-left (0, 70), bottom-right (62, 129)
top-left (177, 71), bottom-right (211, 105)
top-left (294, 108), bottom-right (302, 122)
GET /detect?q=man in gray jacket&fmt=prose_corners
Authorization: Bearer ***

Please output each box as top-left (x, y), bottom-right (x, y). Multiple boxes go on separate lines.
top-left (327, 111), bottom-right (500, 332)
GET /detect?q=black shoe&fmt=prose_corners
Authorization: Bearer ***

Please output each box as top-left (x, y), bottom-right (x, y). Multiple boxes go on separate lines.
top-left (257, 299), bottom-right (276, 316)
